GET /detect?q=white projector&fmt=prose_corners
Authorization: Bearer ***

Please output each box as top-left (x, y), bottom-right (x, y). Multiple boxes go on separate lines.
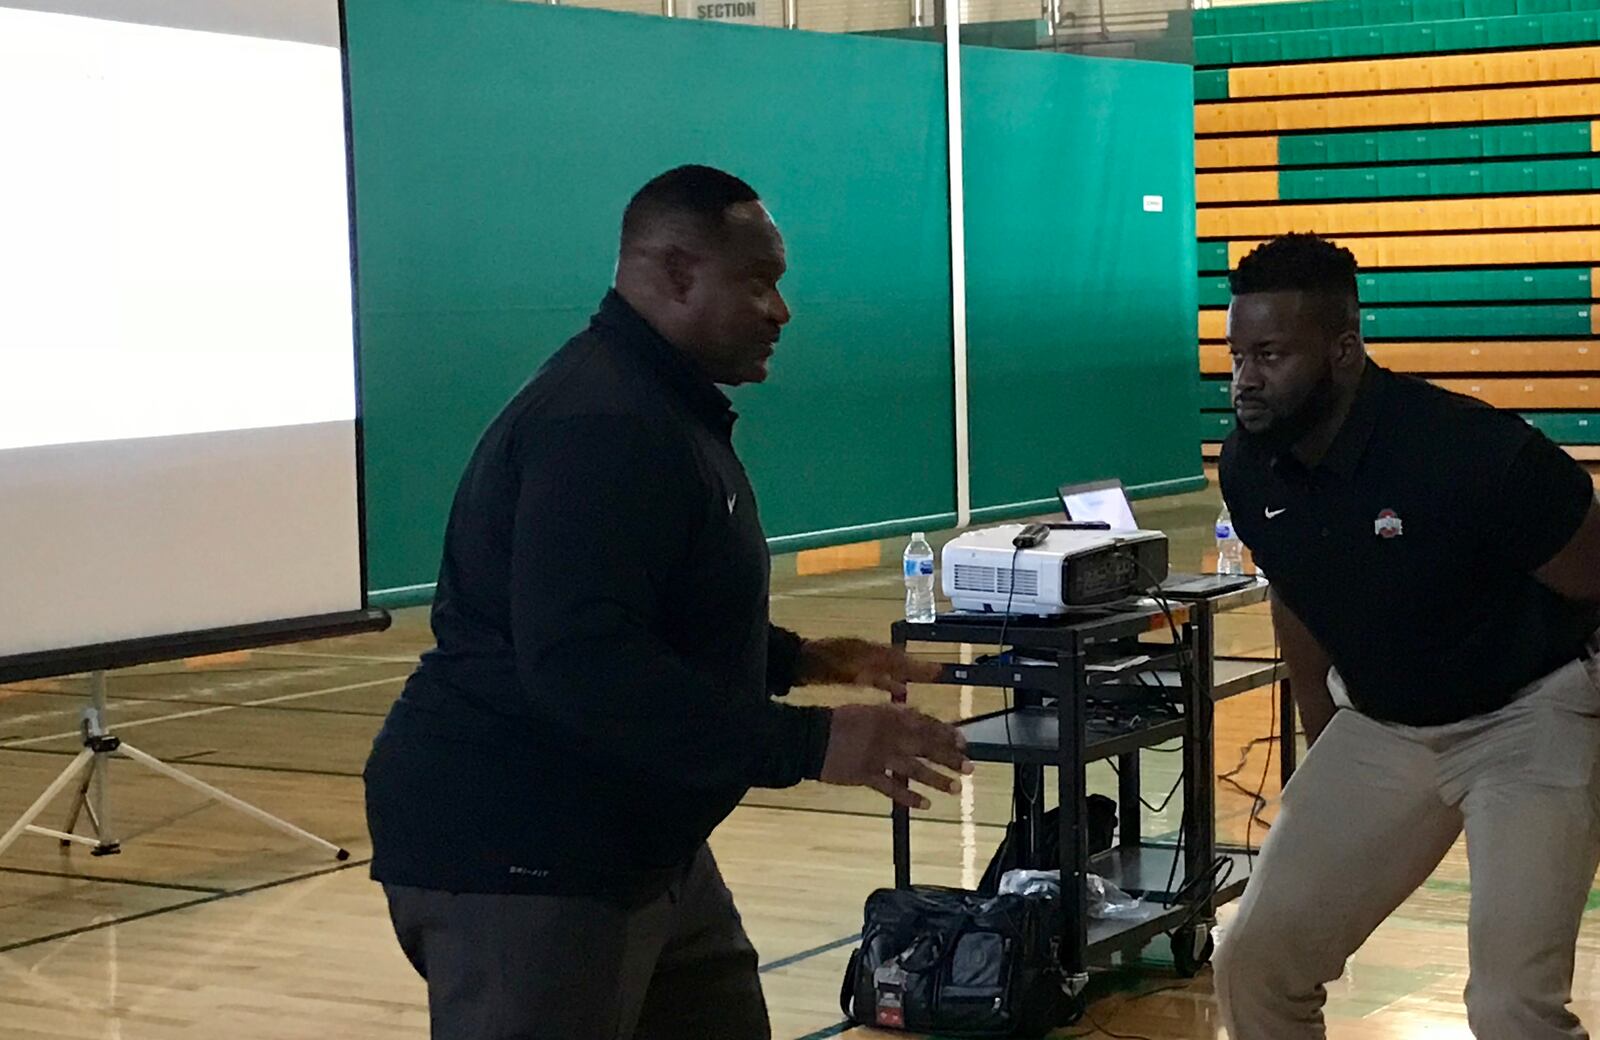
top-left (941, 524), bottom-right (1169, 615)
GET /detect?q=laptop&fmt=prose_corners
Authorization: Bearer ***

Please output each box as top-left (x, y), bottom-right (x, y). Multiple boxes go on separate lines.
top-left (1056, 478), bottom-right (1258, 598)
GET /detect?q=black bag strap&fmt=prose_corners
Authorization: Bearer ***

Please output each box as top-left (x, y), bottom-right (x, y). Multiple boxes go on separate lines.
top-left (840, 946), bottom-right (860, 1022)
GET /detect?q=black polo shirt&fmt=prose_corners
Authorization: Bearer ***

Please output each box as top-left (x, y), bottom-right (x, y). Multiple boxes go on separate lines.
top-left (1221, 363), bottom-right (1597, 726)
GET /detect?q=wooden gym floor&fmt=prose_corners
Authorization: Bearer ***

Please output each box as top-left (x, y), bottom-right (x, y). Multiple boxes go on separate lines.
top-left (5, 480), bottom-right (1600, 1039)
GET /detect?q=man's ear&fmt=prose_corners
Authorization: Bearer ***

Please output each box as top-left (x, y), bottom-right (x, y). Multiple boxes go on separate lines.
top-left (1333, 328), bottom-right (1364, 371)
top-left (662, 245), bottom-right (697, 303)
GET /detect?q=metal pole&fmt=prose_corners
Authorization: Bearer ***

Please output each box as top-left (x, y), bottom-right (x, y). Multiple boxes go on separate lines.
top-left (943, 0), bottom-right (970, 530)
top-left (784, 0), bottom-right (797, 29)
top-left (892, 627), bottom-right (911, 887)
top-left (89, 672), bottom-right (111, 847)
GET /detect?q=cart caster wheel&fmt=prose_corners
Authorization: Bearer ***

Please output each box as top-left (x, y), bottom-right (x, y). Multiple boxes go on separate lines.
top-left (1170, 926), bottom-right (1214, 978)
top-left (1058, 994), bottom-right (1085, 1028)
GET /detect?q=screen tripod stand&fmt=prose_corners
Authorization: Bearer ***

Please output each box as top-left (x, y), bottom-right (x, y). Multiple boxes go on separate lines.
top-left (0, 671), bottom-right (347, 862)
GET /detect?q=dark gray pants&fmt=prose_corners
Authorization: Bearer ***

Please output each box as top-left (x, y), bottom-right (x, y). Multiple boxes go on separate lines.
top-left (384, 846), bottom-right (770, 1040)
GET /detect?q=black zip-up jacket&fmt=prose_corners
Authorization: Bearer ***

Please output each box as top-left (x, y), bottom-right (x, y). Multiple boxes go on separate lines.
top-left (363, 291), bottom-right (833, 898)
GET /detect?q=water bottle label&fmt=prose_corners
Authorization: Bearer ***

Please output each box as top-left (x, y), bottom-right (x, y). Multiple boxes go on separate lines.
top-left (1215, 523), bottom-right (1233, 540)
top-left (904, 559), bottom-right (933, 577)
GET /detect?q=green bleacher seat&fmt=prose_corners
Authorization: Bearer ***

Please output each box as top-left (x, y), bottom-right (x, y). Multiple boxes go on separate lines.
top-left (1310, 0), bottom-right (1366, 29)
top-left (1205, 8), bottom-right (1600, 67)
top-left (1199, 277), bottom-right (1231, 307)
top-left (1198, 241), bottom-right (1230, 273)
top-left (1194, 36), bottom-right (1231, 64)
top-left (1202, 411), bottom-right (1600, 444)
top-left (1198, 376), bottom-right (1234, 408)
top-left (1489, 14), bottom-right (1547, 42)
top-left (1231, 34), bottom-right (1283, 62)
top-left (1194, 69), bottom-right (1229, 101)
top-left (1528, 413), bottom-right (1600, 443)
top-left (1284, 28), bottom-right (1337, 58)
top-left (1352, 267), bottom-right (1592, 301)
top-left (1362, 304), bottom-right (1592, 338)
top-left (1363, 0), bottom-right (1414, 23)
top-left (1467, 0), bottom-right (1519, 17)
top-left (1275, 122), bottom-right (1591, 168)
top-left (1383, 23), bottom-right (1436, 51)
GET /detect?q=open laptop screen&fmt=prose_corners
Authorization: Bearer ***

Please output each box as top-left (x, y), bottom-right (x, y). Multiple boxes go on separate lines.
top-left (1058, 478), bottom-right (1139, 531)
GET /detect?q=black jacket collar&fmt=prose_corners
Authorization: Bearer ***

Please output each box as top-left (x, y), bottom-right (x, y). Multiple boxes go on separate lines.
top-left (592, 290), bottom-right (736, 434)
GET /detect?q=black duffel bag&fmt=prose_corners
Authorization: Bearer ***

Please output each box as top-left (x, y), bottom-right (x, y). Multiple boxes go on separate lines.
top-left (976, 796), bottom-right (1119, 896)
top-left (839, 885), bottom-right (1067, 1037)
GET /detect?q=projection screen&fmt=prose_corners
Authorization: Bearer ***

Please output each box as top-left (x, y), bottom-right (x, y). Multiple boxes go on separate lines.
top-left (0, 0), bottom-right (385, 680)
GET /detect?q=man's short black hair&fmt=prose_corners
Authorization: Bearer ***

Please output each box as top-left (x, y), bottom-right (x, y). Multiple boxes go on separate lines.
top-left (1230, 232), bottom-right (1359, 297)
top-left (621, 165), bottom-right (761, 248)
top-left (1230, 232), bottom-right (1361, 332)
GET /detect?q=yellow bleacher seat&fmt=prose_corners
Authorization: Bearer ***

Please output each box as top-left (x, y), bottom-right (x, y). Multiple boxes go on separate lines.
top-left (1202, 194), bottom-right (1595, 238)
top-left (1225, 47), bottom-right (1600, 100)
top-left (1540, 195), bottom-right (1600, 227)
top-left (1227, 230), bottom-right (1600, 268)
top-left (1201, 342), bottom-right (1600, 376)
top-left (1432, 90), bottom-right (1488, 124)
top-left (1435, 377), bottom-right (1600, 409)
top-left (1198, 84), bottom-right (1600, 135)
top-left (1541, 49), bottom-right (1597, 82)
top-left (1196, 171), bottom-right (1279, 203)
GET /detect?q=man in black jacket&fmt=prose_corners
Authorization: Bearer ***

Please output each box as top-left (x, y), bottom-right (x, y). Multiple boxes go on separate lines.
top-left (364, 165), bottom-right (970, 1040)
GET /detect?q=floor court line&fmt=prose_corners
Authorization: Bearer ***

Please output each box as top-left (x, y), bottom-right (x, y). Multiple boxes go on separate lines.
top-left (0, 857), bottom-right (372, 955)
top-left (0, 746), bottom-right (368, 781)
top-left (253, 648), bottom-right (423, 665)
top-left (759, 933), bottom-right (860, 974)
top-left (0, 676), bottom-right (407, 751)
top-left (0, 866), bottom-right (226, 895)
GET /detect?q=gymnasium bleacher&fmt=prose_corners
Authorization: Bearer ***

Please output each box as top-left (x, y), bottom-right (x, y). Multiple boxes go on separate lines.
top-left (1194, 0), bottom-right (1600, 459)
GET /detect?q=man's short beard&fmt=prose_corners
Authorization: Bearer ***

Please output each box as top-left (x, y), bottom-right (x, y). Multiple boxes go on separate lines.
top-left (1238, 365), bottom-right (1337, 454)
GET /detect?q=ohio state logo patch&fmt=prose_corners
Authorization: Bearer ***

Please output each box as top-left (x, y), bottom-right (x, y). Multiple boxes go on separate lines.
top-left (1374, 509), bottom-right (1404, 538)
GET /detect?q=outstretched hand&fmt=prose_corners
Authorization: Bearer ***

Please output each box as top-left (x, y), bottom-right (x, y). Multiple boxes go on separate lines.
top-left (820, 703), bottom-right (972, 810)
top-left (796, 637), bottom-right (943, 699)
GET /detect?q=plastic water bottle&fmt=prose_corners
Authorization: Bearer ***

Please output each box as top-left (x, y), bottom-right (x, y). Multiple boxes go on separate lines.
top-left (903, 532), bottom-right (936, 623)
top-left (1216, 506), bottom-right (1245, 575)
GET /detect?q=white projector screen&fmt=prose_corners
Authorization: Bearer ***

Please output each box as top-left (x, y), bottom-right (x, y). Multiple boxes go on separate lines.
top-left (0, 0), bottom-right (371, 672)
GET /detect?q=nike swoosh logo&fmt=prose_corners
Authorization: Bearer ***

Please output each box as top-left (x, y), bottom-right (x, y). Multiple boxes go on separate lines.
top-left (728, 495), bottom-right (738, 514)
top-left (1265, 507), bottom-right (1288, 519)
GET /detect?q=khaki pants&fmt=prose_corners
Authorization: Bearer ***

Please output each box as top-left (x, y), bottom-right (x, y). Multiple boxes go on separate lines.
top-left (1216, 655), bottom-right (1600, 1040)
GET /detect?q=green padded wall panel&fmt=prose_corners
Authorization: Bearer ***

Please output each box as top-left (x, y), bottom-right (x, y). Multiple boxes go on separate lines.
top-left (346, 0), bottom-right (957, 593)
top-left (964, 49), bottom-right (1200, 514)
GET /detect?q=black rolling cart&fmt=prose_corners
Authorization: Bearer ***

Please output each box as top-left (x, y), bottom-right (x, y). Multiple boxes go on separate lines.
top-left (888, 596), bottom-right (1259, 1015)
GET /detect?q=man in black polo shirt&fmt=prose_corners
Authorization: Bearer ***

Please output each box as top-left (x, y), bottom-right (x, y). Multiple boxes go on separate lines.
top-left (1213, 233), bottom-right (1600, 1039)
top-left (363, 166), bottom-right (971, 1039)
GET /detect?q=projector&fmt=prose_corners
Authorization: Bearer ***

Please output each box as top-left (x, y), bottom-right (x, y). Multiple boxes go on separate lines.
top-left (941, 524), bottom-right (1169, 614)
